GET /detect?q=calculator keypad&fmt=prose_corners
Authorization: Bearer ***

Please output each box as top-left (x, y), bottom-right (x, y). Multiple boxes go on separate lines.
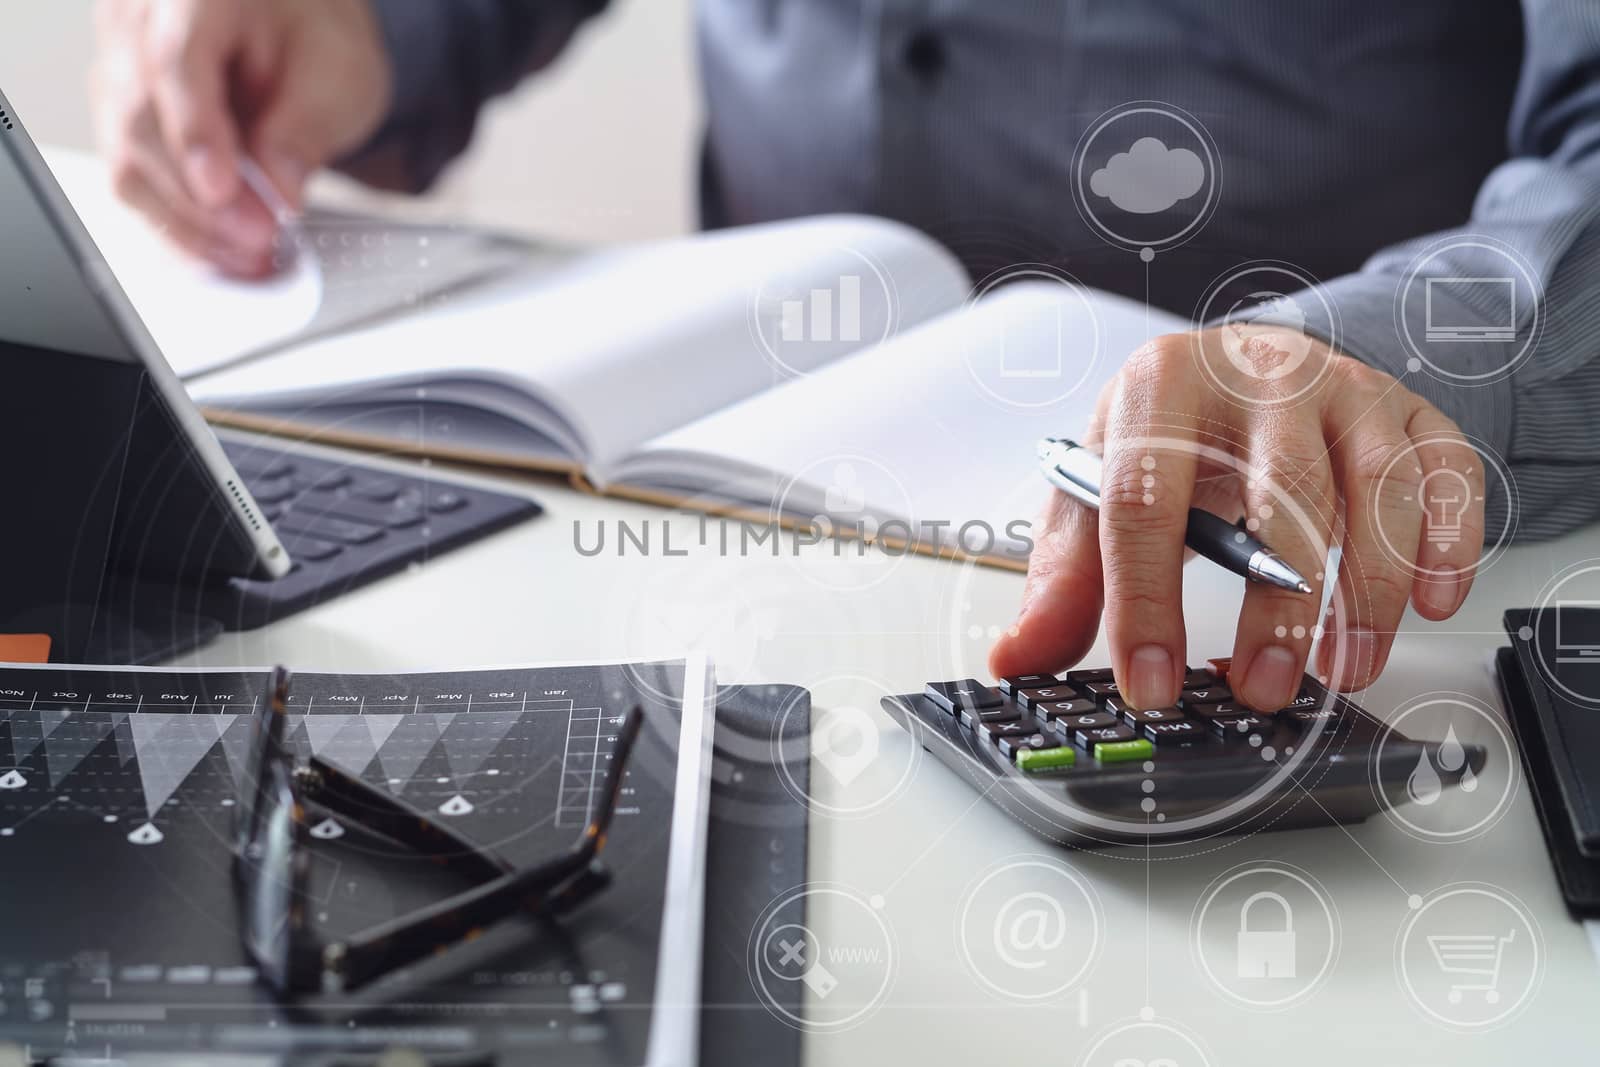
top-left (922, 664), bottom-right (1349, 773)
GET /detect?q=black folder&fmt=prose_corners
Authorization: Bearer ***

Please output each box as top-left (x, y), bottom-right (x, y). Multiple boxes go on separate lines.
top-left (1496, 608), bottom-right (1600, 917)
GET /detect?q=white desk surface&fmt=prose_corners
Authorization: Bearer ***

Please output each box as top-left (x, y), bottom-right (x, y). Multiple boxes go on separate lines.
top-left (179, 436), bottom-right (1600, 1065)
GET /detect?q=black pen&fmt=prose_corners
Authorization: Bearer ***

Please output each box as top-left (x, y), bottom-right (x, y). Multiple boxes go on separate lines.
top-left (1036, 437), bottom-right (1313, 595)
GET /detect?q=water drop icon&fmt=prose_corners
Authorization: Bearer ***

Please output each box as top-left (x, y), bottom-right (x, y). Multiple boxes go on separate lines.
top-left (1407, 749), bottom-right (1442, 806)
top-left (1460, 761), bottom-right (1479, 794)
top-left (1438, 725), bottom-right (1466, 773)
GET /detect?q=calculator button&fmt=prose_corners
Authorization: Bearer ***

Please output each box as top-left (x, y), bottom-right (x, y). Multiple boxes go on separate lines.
top-left (1066, 667), bottom-right (1117, 684)
top-left (1093, 738), bottom-right (1154, 763)
top-left (980, 720), bottom-right (1038, 741)
top-left (1015, 746), bottom-right (1076, 772)
top-left (1104, 699), bottom-right (1185, 725)
top-left (1074, 724), bottom-right (1137, 750)
top-left (925, 680), bottom-right (1003, 713)
top-left (1179, 686), bottom-right (1232, 709)
top-left (959, 706), bottom-right (1023, 730)
top-left (1185, 701), bottom-right (1250, 719)
top-left (998, 733), bottom-right (1056, 760)
top-left (1000, 674), bottom-right (1059, 695)
top-left (1209, 714), bottom-right (1270, 737)
top-left (1182, 669), bottom-right (1221, 690)
top-left (1282, 692), bottom-right (1321, 712)
top-left (1033, 698), bottom-right (1099, 721)
top-left (1053, 711), bottom-right (1120, 734)
top-left (1016, 686), bottom-right (1076, 710)
top-left (1079, 680), bottom-right (1122, 702)
top-left (1142, 720), bottom-right (1206, 745)
top-left (1285, 707), bottom-right (1343, 729)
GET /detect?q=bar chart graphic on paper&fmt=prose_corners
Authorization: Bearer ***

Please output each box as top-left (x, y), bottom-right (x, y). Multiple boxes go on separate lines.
top-left (780, 275), bottom-right (863, 344)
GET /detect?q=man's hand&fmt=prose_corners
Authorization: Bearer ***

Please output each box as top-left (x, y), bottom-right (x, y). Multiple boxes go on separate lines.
top-left (90, 0), bottom-right (392, 276)
top-left (989, 326), bottom-right (1485, 712)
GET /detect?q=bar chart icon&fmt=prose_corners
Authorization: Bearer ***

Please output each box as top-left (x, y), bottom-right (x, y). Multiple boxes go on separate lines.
top-left (780, 275), bottom-right (862, 343)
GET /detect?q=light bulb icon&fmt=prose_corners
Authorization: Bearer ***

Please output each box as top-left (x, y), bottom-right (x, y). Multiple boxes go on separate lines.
top-left (1418, 465), bottom-right (1473, 549)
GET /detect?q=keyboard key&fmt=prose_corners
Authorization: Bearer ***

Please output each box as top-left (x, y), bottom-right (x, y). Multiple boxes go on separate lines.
top-left (1000, 674), bottom-right (1059, 695)
top-left (960, 706), bottom-right (1023, 730)
top-left (1074, 724), bottom-right (1137, 750)
top-left (1209, 713), bottom-right (1270, 737)
top-left (925, 680), bottom-right (1003, 713)
top-left (1185, 701), bottom-right (1251, 719)
top-left (1285, 707), bottom-right (1343, 729)
top-left (1015, 746), bottom-right (1076, 772)
top-left (351, 478), bottom-right (402, 502)
top-left (1016, 686), bottom-right (1076, 710)
top-left (276, 516), bottom-right (385, 546)
top-left (320, 496), bottom-right (428, 530)
top-left (1094, 738), bottom-right (1154, 763)
top-left (926, 680), bottom-right (999, 710)
top-left (1104, 699), bottom-right (1185, 724)
top-left (980, 720), bottom-right (1038, 741)
top-left (998, 733), bottom-right (1056, 760)
top-left (292, 470), bottom-right (352, 493)
top-left (249, 478), bottom-right (297, 506)
top-left (232, 457), bottom-right (293, 481)
top-left (1032, 697), bottom-right (1099, 721)
top-left (426, 489), bottom-right (469, 514)
top-left (1142, 719), bottom-right (1207, 745)
top-left (290, 538), bottom-right (343, 563)
top-left (1179, 686), bottom-right (1232, 708)
top-left (1051, 710), bottom-right (1120, 734)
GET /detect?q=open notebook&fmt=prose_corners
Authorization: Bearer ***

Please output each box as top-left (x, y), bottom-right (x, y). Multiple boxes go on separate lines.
top-left (61, 162), bottom-right (1186, 569)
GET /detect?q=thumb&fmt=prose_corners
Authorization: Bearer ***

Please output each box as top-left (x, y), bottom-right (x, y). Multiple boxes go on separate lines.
top-left (987, 494), bottom-right (1105, 679)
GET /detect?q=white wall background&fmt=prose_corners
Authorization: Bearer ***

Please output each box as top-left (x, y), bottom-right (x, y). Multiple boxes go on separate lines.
top-left (0, 0), bottom-right (700, 243)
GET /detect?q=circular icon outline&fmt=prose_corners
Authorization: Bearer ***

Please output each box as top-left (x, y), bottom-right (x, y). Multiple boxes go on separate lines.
top-left (1363, 429), bottom-right (1517, 586)
top-left (955, 855), bottom-right (1105, 1002)
top-left (1078, 1017), bottom-right (1215, 1067)
top-left (747, 883), bottom-right (897, 1034)
top-left (774, 673), bottom-right (922, 821)
top-left (1369, 692), bottom-right (1519, 844)
top-left (1394, 234), bottom-right (1544, 386)
top-left (1526, 559), bottom-right (1600, 710)
top-left (1395, 882), bottom-right (1545, 1032)
top-left (769, 449), bottom-right (921, 594)
top-left (1190, 861), bottom-right (1341, 1010)
top-left (1071, 100), bottom-right (1222, 256)
top-left (960, 264), bottom-right (1106, 412)
top-left (1191, 261), bottom-right (1342, 409)
top-left (748, 244), bottom-right (900, 380)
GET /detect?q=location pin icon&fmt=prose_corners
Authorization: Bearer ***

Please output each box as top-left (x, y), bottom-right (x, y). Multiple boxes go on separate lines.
top-left (812, 706), bottom-right (880, 786)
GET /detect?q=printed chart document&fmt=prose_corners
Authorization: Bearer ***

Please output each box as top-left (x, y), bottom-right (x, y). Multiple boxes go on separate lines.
top-left (0, 654), bottom-right (714, 1067)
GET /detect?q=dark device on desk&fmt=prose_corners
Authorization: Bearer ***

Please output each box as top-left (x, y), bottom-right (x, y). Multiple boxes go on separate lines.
top-left (0, 90), bottom-right (538, 663)
top-left (1496, 606), bottom-right (1600, 918)
top-left (885, 661), bottom-right (1485, 847)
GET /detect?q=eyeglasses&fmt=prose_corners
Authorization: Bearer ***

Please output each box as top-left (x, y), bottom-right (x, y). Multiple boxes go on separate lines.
top-left (231, 665), bottom-right (642, 998)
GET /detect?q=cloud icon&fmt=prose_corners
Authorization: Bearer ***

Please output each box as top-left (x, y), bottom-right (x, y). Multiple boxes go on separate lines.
top-left (1089, 136), bottom-right (1206, 214)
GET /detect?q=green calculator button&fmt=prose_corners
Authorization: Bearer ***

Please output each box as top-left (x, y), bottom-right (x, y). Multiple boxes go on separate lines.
top-left (1015, 746), bottom-right (1076, 773)
top-left (1093, 739), bottom-right (1154, 763)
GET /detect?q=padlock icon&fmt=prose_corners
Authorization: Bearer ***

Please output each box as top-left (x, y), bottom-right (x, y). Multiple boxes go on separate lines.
top-left (1235, 891), bottom-right (1296, 978)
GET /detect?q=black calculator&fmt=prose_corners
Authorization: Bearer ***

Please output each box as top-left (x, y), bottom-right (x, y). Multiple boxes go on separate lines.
top-left (883, 662), bottom-right (1485, 848)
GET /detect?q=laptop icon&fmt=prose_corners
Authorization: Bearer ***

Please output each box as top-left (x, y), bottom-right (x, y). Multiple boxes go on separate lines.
top-left (1425, 277), bottom-right (1517, 342)
top-left (1556, 600), bottom-right (1600, 664)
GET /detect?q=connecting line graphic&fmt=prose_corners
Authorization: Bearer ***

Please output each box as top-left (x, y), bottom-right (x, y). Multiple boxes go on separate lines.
top-left (1284, 761), bottom-right (1413, 900)
top-left (876, 776), bottom-right (1004, 900)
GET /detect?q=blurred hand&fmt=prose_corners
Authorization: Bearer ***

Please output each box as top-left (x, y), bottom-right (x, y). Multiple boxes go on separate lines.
top-left (91, 0), bottom-right (392, 276)
top-left (989, 326), bottom-right (1485, 711)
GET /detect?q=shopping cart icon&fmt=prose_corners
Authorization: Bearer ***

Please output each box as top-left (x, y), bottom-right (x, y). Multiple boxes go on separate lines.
top-left (1427, 928), bottom-right (1516, 1004)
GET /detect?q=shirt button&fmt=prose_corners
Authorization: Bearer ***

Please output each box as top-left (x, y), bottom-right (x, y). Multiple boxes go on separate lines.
top-left (903, 28), bottom-right (946, 82)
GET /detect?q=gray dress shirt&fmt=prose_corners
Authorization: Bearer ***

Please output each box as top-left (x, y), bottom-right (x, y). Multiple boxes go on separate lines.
top-left (356, 0), bottom-right (1600, 542)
